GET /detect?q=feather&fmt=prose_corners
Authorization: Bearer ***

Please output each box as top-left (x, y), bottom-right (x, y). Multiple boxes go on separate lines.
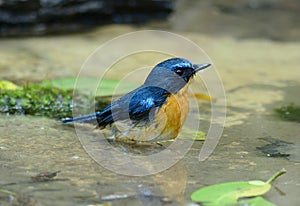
top-left (62, 86), bottom-right (170, 128)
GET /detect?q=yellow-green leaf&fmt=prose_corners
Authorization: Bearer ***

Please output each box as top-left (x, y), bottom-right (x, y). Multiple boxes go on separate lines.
top-left (193, 93), bottom-right (216, 102)
top-left (0, 80), bottom-right (19, 91)
top-left (179, 128), bottom-right (206, 141)
top-left (239, 197), bottom-right (276, 206)
top-left (191, 168), bottom-right (286, 206)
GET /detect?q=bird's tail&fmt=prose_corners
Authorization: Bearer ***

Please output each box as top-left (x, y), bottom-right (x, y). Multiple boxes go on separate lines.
top-left (62, 112), bottom-right (100, 125)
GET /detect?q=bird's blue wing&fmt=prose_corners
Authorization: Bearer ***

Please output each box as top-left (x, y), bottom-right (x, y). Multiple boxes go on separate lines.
top-left (128, 86), bottom-right (170, 122)
top-left (62, 86), bottom-right (170, 127)
top-left (96, 86), bottom-right (170, 126)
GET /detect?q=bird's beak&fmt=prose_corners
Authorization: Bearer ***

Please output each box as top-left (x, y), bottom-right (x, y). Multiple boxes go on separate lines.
top-left (193, 63), bottom-right (211, 72)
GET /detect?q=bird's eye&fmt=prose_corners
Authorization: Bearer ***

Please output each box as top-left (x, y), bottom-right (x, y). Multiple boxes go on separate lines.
top-left (175, 69), bottom-right (184, 76)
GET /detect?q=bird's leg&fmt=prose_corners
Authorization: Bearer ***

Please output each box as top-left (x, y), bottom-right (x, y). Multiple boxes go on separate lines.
top-left (105, 126), bottom-right (116, 145)
top-left (155, 139), bottom-right (174, 148)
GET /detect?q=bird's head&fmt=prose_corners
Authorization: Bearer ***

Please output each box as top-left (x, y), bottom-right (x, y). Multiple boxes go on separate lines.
top-left (144, 58), bottom-right (211, 93)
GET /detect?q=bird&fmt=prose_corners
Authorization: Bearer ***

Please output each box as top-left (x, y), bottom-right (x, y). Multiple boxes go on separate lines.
top-left (62, 58), bottom-right (211, 142)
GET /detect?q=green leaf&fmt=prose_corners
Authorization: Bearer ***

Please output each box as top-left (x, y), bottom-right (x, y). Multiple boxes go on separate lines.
top-left (0, 188), bottom-right (16, 196)
top-left (0, 80), bottom-right (19, 90)
top-left (42, 77), bottom-right (139, 96)
top-left (179, 127), bottom-right (206, 141)
top-left (191, 168), bottom-right (286, 206)
top-left (239, 197), bottom-right (276, 206)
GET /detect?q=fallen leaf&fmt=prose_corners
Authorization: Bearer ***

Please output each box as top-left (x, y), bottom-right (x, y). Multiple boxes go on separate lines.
top-left (257, 137), bottom-right (300, 162)
top-left (31, 171), bottom-right (61, 182)
top-left (0, 188), bottom-right (16, 196)
top-left (0, 80), bottom-right (19, 90)
top-left (193, 93), bottom-right (216, 102)
top-left (179, 128), bottom-right (206, 141)
top-left (191, 168), bottom-right (286, 206)
top-left (239, 196), bottom-right (276, 206)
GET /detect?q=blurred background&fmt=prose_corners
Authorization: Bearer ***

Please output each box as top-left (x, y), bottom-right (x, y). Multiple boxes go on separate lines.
top-left (1, 0), bottom-right (300, 41)
top-left (0, 0), bottom-right (300, 82)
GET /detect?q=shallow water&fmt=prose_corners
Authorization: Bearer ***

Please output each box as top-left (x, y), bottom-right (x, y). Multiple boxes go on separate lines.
top-left (0, 93), bottom-right (299, 206)
top-left (1, 4), bottom-right (300, 206)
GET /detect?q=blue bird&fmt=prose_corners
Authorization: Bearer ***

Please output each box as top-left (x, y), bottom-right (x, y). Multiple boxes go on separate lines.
top-left (62, 58), bottom-right (210, 142)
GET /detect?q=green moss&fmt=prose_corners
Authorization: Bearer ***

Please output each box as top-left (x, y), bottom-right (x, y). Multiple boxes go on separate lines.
top-left (0, 83), bottom-right (107, 119)
top-left (275, 103), bottom-right (300, 123)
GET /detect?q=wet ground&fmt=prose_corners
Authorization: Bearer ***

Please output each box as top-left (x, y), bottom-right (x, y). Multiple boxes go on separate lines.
top-left (1, 2), bottom-right (300, 206)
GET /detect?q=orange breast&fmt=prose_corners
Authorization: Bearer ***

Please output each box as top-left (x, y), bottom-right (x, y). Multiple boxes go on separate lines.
top-left (155, 82), bottom-right (190, 140)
